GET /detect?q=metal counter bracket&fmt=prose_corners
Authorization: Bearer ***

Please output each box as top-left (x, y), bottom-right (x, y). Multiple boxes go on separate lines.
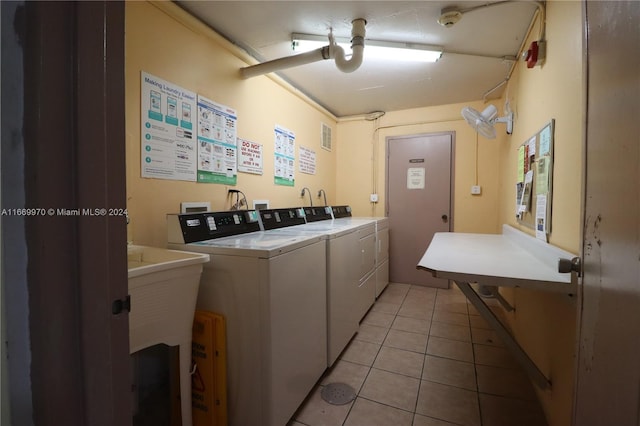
top-left (456, 281), bottom-right (551, 390)
top-left (485, 285), bottom-right (515, 312)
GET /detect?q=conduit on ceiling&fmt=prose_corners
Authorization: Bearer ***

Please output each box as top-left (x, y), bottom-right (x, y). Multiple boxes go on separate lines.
top-left (240, 18), bottom-right (366, 79)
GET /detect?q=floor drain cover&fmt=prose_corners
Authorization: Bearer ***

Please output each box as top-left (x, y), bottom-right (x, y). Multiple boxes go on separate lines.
top-left (321, 382), bottom-right (356, 405)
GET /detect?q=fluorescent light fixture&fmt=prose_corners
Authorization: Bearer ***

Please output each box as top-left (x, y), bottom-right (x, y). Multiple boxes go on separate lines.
top-left (292, 33), bottom-right (442, 63)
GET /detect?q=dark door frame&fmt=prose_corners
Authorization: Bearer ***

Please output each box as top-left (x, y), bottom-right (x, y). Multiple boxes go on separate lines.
top-left (20, 2), bottom-right (131, 425)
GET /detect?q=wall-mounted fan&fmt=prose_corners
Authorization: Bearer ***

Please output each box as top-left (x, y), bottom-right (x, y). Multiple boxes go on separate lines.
top-left (461, 104), bottom-right (513, 139)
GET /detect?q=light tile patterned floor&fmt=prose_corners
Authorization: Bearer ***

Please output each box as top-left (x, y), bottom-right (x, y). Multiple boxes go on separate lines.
top-left (290, 283), bottom-right (548, 426)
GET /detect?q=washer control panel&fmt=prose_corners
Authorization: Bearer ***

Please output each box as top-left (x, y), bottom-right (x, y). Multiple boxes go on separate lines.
top-left (332, 205), bottom-right (352, 218)
top-left (167, 210), bottom-right (260, 243)
top-left (259, 207), bottom-right (306, 230)
top-left (304, 206), bottom-right (333, 222)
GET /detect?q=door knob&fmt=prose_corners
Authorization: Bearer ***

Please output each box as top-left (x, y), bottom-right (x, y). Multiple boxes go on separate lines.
top-left (441, 214), bottom-right (448, 223)
top-left (558, 257), bottom-right (581, 276)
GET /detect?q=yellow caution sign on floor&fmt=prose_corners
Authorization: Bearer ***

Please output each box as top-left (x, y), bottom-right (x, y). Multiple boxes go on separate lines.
top-left (192, 311), bottom-right (227, 426)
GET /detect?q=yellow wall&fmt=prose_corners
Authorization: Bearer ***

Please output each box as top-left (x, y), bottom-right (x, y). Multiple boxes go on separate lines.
top-left (497, 1), bottom-right (583, 425)
top-left (126, 2), bottom-right (582, 424)
top-left (336, 101), bottom-right (504, 234)
top-left (337, 2), bottom-right (583, 425)
top-left (125, 2), bottom-right (337, 247)
top-left (499, 1), bottom-right (583, 252)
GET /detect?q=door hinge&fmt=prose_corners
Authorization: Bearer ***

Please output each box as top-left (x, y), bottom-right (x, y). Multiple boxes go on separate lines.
top-left (112, 295), bottom-right (131, 315)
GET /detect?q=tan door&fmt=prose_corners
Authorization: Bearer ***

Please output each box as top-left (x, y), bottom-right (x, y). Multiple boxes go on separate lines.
top-left (574, 2), bottom-right (640, 424)
top-left (386, 132), bottom-right (453, 287)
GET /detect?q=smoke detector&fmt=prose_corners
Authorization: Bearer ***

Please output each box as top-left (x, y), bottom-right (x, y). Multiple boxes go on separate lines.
top-left (438, 7), bottom-right (463, 27)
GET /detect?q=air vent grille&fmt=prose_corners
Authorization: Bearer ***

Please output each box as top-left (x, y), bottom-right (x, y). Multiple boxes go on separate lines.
top-left (321, 123), bottom-right (332, 151)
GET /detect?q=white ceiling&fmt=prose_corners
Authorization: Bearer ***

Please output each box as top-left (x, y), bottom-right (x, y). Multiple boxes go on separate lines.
top-left (176, 1), bottom-right (539, 117)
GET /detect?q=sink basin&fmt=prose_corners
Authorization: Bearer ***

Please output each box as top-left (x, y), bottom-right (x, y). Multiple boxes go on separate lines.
top-left (127, 244), bottom-right (209, 351)
top-left (127, 244), bottom-right (209, 426)
top-left (127, 244), bottom-right (209, 279)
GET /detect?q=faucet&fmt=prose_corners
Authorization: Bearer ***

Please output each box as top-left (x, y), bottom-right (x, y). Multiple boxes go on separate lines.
top-left (301, 187), bottom-right (313, 207)
top-left (228, 189), bottom-right (248, 210)
top-left (317, 189), bottom-right (327, 206)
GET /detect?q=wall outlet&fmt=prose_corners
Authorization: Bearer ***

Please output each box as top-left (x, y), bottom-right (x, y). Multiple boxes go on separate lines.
top-left (370, 193), bottom-right (379, 203)
top-left (471, 185), bottom-right (482, 195)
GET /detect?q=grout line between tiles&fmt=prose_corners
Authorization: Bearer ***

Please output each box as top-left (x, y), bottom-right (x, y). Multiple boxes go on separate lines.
top-left (339, 282), bottom-right (412, 425)
top-left (353, 395), bottom-right (419, 424)
top-left (411, 285), bottom-right (437, 415)
top-left (294, 284), bottom-right (546, 426)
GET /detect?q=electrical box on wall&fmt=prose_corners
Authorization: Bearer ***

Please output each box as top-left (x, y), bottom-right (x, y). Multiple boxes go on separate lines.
top-left (181, 202), bottom-right (211, 213)
top-left (370, 194), bottom-right (379, 203)
top-left (253, 200), bottom-right (270, 210)
top-left (471, 185), bottom-right (482, 195)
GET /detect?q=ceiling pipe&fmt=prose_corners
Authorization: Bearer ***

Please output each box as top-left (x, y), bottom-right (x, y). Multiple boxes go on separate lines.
top-left (240, 46), bottom-right (331, 79)
top-left (482, 1), bottom-right (545, 102)
top-left (333, 18), bottom-right (366, 73)
top-left (240, 18), bottom-right (366, 79)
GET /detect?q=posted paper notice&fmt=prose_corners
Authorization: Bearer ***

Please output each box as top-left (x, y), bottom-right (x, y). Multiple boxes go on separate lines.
top-left (140, 72), bottom-right (197, 181)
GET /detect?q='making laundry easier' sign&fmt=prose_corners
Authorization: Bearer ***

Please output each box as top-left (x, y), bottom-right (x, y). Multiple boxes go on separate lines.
top-left (140, 72), bottom-right (197, 181)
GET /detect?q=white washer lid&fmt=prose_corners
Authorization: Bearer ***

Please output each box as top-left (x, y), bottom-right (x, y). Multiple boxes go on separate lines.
top-left (182, 231), bottom-right (323, 258)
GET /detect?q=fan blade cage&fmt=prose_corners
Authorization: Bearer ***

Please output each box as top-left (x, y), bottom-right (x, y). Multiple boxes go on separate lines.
top-left (461, 105), bottom-right (499, 139)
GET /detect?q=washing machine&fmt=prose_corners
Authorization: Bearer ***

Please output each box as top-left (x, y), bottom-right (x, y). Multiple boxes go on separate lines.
top-left (332, 205), bottom-right (390, 297)
top-left (259, 207), bottom-right (377, 366)
top-left (167, 210), bottom-right (327, 426)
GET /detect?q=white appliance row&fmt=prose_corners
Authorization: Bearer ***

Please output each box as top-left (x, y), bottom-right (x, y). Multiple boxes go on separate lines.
top-left (166, 207), bottom-right (389, 426)
top-left (333, 215), bottom-right (390, 297)
top-left (331, 206), bottom-right (390, 297)
top-left (257, 206), bottom-right (390, 365)
top-left (265, 217), bottom-right (376, 365)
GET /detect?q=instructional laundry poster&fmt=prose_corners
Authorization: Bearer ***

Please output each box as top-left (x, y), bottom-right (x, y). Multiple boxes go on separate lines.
top-left (238, 138), bottom-right (263, 175)
top-left (298, 146), bottom-right (316, 175)
top-left (140, 72), bottom-right (197, 181)
top-left (196, 95), bottom-right (238, 185)
top-left (274, 125), bottom-right (295, 186)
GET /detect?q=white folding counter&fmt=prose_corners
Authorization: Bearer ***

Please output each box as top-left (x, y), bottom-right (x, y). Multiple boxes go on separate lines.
top-left (417, 224), bottom-right (579, 390)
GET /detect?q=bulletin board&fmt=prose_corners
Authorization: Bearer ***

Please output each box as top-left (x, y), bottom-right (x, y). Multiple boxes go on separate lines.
top-left (516, 119), bottom-right (554, 240)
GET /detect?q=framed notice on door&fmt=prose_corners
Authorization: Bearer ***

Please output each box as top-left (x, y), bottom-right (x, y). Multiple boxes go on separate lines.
top-left (407, 167), bottom-right (425, 189)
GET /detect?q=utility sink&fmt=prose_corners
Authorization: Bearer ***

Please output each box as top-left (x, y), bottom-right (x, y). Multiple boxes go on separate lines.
top-left (127, 244), bottom-right (209, 279)
top-left (127, 244), bottom-right (209, 352)
top-left (127, 244), bottom-right (209, 426)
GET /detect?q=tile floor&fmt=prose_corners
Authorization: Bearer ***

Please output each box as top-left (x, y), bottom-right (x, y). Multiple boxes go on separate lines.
top-left (290, 283), bottom-right (548, 426)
